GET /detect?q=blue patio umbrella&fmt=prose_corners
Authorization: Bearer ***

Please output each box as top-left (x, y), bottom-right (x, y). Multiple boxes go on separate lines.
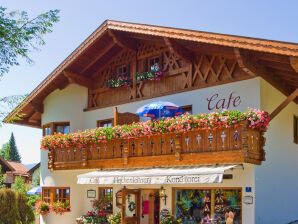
top-left (136, 101), bottom-right (184, 119)
top-left (26, 186), bottom-right (42, 195)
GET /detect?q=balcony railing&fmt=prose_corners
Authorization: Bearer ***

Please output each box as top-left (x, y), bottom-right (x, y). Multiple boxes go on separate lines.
top-left (48, 120), bottom-right (266, 170)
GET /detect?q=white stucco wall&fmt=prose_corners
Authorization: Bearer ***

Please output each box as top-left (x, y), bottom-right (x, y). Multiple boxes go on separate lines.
top-left (255, 79), bottom-right (298, 224)
top-left (40, 79), bottom-right (261, 224)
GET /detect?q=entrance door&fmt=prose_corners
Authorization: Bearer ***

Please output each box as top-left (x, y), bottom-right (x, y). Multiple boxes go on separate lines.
top-left (122, 189), bottom-right (140, 224)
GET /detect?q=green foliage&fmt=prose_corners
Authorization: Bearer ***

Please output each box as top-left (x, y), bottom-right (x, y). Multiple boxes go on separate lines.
top-left (0, 7), bottom-right (60, 76)
top-left (32, 169), bottom-right (40, 186)
top-left (26, 194), bottom-right (41, 209)
top-left (13, 176), bottom-right (27, 194)
top-left (0, 188), bottom-right (20, 224)
top-left (1, 132), bottom-right (21, 162)
top-left (16, 192), bottom-right (35, 224)
top-left (0, 165), bottom-right (6, 189)
top-left (108, 212), bottom-right (121, 224)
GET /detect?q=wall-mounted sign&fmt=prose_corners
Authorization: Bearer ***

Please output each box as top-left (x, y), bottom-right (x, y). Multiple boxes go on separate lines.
top-left (207, 92), bottom-right (242, 111)
top-left (243, 196), bottom-right (253, 204)
top-left (245, 187), bottom-right (252, 192)
top-left (87, 190), bottom-right (96, 198)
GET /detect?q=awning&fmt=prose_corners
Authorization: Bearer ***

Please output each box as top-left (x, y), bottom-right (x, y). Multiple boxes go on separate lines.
top-left (77, 165), bottom-right (237, 185)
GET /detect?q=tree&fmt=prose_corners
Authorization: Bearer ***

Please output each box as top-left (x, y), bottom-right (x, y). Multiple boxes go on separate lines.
top-left (32, 169), bottom-right (40, 187)
top-left (0, 7), bottom-right (60, 125)
top-left (0, 165), bottom-right (6, 189)
top-left (1, 132), bottom-right (21, 162)
top-left (0, 188), bottom-right (20, 224)
top-left (12, 176), bottom-right (27, 194)
top-left (17, 192), bottom-right (35, 224)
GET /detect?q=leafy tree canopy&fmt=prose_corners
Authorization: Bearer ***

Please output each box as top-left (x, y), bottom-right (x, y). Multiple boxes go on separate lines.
top-left (12, 176), bottom-right (27, 194)
top-left (0, 132), bottom-right (21, 162)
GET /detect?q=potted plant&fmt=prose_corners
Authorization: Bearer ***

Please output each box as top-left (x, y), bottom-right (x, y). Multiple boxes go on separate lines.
top-left (35, 200), bottom-right (51, 216)
top-left (107, 212), bottom-right (121, 224)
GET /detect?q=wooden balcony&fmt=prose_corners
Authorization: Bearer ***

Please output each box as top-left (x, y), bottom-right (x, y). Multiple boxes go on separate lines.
top-left (48, 121), bottom-right (266, 170)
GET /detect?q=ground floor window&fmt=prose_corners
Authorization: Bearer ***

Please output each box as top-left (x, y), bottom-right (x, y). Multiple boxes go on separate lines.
top-left (173, 188), bottom-right (242, 224)
top-left (98, 187), bottom-right (113, 213)
top-left (42, 187), bottom-right (70, 203)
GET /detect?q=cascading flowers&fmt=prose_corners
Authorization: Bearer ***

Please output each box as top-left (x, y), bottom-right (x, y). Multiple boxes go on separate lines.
top-left (35, 200), bottom-right (71, 216)
top-left (41, 108), bottom-right (270, 150)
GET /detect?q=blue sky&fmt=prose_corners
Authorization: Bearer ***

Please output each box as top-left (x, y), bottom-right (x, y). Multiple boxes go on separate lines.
top-left (0, 0), bottom-right (297, 164)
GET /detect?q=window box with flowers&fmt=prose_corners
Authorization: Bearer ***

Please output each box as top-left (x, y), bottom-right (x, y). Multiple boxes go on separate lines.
top-left (104, 64), bottom-right (165, 88)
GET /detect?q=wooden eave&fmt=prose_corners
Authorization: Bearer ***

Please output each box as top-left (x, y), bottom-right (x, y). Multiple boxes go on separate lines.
top-left (4, 20), bottom-right (298, 128)
top-left (0, 156), bottom-right (15, 172)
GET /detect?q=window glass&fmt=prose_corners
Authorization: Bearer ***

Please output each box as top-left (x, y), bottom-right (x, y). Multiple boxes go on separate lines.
top-left (99, 187), bottom-right (113, 212)
top-left (55, 188), bottom-right (70, 203)
top-left (42, 188), bottom-right (51, 203)
top-left (118, 65), bottom-right (127, 75)
top-left (98, 119), bottom-right (113, 128)
top-left (44, 127), bottom-right (51, 136)
top-left (149, 57), bottom-right (160, 71)
top-left (56, 124), bottom-right (70, 134)
top-left (174, 188), bottom-right (241, 223)
top-left (181, 105), bottom-right (193, 115)
top-left (64, 125), bottom-right (70, 134)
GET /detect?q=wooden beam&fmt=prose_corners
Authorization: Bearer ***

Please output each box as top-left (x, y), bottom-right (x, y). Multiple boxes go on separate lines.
top-left (29, 101), bottom-right (44, 114)
top-left (290, 56), bottom-right (298, 73)
top-left (80, 40), bottom-right (115, 74)
top-left (270, 88), bottom-right (298, 121)
top-left (63, 71), bottom-right (97, 89)
top-left (164, 37), bottom-right (194, 63)
top-left (234, 48), bottom-right (256, 77)
top-left (108, 30), bottom-right (137, 51)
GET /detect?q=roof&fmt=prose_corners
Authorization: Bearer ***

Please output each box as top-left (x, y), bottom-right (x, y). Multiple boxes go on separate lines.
top-left (0, 156), bottom-right (15, 173)
top-left (4, 20), bottom-right (298, 128)
top-left (28, 162), bottom-right (40, 174)
top-left (6, 161), bottom-right (29, 176)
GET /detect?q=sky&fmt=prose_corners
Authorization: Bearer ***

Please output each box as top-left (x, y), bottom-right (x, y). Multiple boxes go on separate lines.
top-left (0, 0), bottom-right (297, 164)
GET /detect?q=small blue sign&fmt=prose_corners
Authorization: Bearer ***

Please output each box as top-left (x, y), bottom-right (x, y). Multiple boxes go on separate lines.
top-left (245, 187), bottom-right (252, 192)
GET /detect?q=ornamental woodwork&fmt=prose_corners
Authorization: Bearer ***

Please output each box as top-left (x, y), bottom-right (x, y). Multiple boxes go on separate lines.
top-left (87, 40), bottom-right (247, 110)
top-left (48, 121), bottom-right (266, 170)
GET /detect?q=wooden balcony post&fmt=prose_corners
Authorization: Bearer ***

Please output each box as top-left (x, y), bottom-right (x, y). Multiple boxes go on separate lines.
top-left (174, 134), bottom-right (182, 161)
top-left (81, 146), bottom-right (88, 167)
top-left (123, 140), bottom-right (129, 165)
top-left (48, 149), bottom-right (55, 171)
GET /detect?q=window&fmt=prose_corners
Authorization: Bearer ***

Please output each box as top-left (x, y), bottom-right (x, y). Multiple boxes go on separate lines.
top-left (118, 65), bottom-right (127, 75)
top-left (42, 187), bottom-right (70, 203)
top-left (42, 122), bottom-right (70, 136)
top-left (97, 119), bottom-right (113, 128)
top-left (294, 115), bottom-right (298, 144)
top-left (173, 188), bottom-right (242, 223)
top-left (98, 187), bottom-right (113, 212)
top-left (148, 56), bottom-right (161, 71)
top-left (54, 123), bottom-right (70, 134)
top-left (181, 105), bottom-right (193, 115)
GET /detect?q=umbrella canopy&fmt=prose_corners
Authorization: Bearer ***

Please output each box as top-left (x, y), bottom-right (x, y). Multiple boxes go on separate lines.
top-left (136, 101), bottom-right (184, 119)
top-left (26, 186), bottom-right (41, 195)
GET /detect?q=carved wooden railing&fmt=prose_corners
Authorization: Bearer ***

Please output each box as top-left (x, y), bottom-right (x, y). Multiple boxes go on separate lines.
top-left (48, 121), bottom-right (266, 170)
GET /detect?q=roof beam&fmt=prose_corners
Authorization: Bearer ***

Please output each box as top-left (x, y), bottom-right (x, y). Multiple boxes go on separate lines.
top-left (290, 56), bottom-right (298, 73)
top-left (80, 40), bottom-right (115, 74)
top-left (234, 48), bottom-right (256, 77)
top-left (234, 48), bottom-right (291, 96)
top-left (164, 37), bottom-right (194, 63)
top-left (108, 30), bottom-right (137, 51)
top-left (29, 101), bottom-right (44, 114)
top-left (63, 71), bottom-right (97, 89)
top-left (270, 88), bottom-right (298, 121)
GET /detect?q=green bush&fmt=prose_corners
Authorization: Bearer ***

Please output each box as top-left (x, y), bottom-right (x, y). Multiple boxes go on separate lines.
top-left (0, 188), bottom-right (20, 224)
top-left (17, 192), bottom-right (35, 224)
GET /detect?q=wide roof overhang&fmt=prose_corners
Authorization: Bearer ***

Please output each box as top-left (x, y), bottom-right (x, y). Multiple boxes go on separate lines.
top-left (4, 20), bottom-right (298, 128)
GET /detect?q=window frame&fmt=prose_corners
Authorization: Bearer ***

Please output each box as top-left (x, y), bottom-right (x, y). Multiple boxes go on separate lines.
top-left (181, 105), bottom-right (193, 115)
top-left (147, 55), bottom-right (162, 72)
top-left (98, 187), bottom-right (113, 213)
top-left (97, 118), bottom-right (114, 128)
top-left (42, 122), bottom-right (70, 136)
top-left (42, 187), bottom-right (70, 204)
top-left (117, 65), bottom-right (128, 75)
top-left (172, 187), bottom-right (242, 223)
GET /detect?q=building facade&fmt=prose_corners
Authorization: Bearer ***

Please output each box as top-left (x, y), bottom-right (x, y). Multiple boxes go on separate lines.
top-left (6, 21), bottom-right (298, 224)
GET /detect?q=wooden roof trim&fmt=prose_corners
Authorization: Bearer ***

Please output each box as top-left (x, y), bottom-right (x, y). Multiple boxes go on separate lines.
top-left (4, 20), bottom-right (298, 125)
top-left (106, 20), bottom-right (298, 56)
top-left (0, 156), bottom-right (15, 171)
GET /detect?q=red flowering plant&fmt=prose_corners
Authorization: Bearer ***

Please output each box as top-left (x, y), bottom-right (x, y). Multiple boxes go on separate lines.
top-left (35, 200), bottom-right (51, 216)
top-left (80, 211), bottom-right (108, 224)
top-left (136, 64), bottom-right (165, 82)
top-left (105, 74), bottom-right (132, 88)
top-left (51, 200), bottom-right (71, 215)
top-left (41, 108), bottom-right (270, 150)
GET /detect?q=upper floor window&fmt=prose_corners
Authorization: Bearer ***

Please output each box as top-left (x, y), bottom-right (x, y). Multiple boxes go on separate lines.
top-left (181, 105), bottom-right (193, 115)
top-left (118, 65), bottom-right (127, 75)
top-left (294, 115), bottom-right (298, 144)
top-left (97, 119), bottom-right (113, 128)
top-left (149, 56), bottom-right (161, 71)
top-left (43, 122), bottom-right (70, 136)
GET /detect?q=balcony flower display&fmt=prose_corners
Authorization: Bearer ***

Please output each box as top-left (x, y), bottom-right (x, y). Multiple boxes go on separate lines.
top-left (51, 201), bottom-right (71, 215)
top-left (104, 64), bottom-right (165, 88)
top-left (41, 109), bottom-right (269, 150)
top-left (35, 200), bottom-right (50, 216)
